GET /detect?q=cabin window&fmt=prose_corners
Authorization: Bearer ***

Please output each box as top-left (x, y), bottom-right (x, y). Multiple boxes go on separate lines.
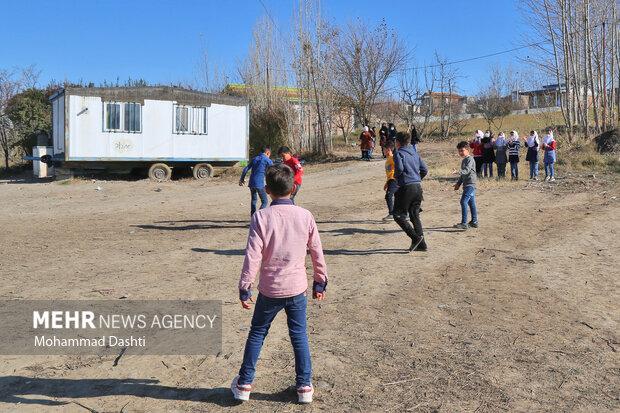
top-left (105, 103), bottom-right (121, 131)
top-left (192, 107), bottom-right (208, 134)
top-left (124, 102), bottom-right (142, 132)
top-left (175, 106), bottom-right (189, 133)
top-left (174, 105), bottom-right (208, 134)
top-left (103, 101), bottom-right (142, 133)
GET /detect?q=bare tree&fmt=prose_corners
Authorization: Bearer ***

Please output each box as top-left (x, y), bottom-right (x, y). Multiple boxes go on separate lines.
top-left (332, 98), bottom-right (355, 144)
top-left (435, 53), bottom-right (460, 139)
top-left (195, 46), bottom-right (229, 93)
top-left (521, 0), bottom-right (620, 139)
top-left (330, 20), bottom-right (407, 127)
top-left (0, 68), bottom-right (33, 170)
top-left (238, 16), bottom-right (296, 153)
top-left (473, 66), bottom-right (517, 130)
top-left (398, 63), bottom-right (437, 139)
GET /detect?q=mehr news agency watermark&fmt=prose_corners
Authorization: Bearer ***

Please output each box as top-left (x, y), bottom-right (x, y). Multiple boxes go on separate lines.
top-left (0, 300), bottom-right (222, 355)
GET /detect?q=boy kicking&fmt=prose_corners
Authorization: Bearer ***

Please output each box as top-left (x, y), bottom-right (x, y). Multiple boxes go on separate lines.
top-left (453, 141), bottom-right (478, 229)
top-left (232, 164), bottom-right (328, 404)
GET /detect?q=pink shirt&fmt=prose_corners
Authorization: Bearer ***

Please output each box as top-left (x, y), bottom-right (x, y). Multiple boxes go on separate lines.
top-left (238, 201), bottom-right (328, 298)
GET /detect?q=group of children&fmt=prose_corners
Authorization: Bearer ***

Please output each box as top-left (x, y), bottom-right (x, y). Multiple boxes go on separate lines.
top-left (469, 128), bottom-right (558, 182)
top-left (233, 126), bottom-right (557, 405)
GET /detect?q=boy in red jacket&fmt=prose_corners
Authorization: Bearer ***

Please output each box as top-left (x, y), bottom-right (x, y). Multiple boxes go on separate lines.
top-left (277, 146), bottom-right (304, 203)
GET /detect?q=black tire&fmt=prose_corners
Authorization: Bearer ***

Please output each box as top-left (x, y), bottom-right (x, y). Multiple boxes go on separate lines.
top-left (148, 163), bottom-right (172, 181)
top-left (192, 163), bottom-right (214, 180)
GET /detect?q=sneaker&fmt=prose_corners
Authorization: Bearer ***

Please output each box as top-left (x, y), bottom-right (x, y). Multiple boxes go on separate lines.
top-left (414, 238), bottom-right (428, 252)
top-left (453, 223), bottom-right (468, 230)
top-left (545, 176), bottom-right (550, 181)
top-left (297, 384), bottom-right (314, 404)
top-left (231, 375), bottom-right (251, 401)
top-left (408, 236), bottom-right (425, 252)
top-left (468, 221), bottom-right (479, 228)
top-left (382, 214), bottom-right (393, 221)
top-left (550, 177), bottom-right (556, 182)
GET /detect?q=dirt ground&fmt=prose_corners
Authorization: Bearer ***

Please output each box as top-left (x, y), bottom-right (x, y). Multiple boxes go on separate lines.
top-left (0, 143), bottom-right (618, 412)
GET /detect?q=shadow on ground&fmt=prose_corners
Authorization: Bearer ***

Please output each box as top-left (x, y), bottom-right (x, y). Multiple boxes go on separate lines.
top-left (0, 376), bottom-right (297, 407)
top-left (192, 247), bottom-right (409, 256)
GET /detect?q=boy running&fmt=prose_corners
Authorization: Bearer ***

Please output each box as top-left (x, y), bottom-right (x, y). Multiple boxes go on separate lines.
top-left (393, 132), bottom-right (428, 252)
top-left (277, 146), bottom-right (304, 203)
top-left (232, 164), bottom-right (328, 404)
top-left (239, 146), bottom-right (273, 215)
top-left (383, 141), bottom-right (398, 221)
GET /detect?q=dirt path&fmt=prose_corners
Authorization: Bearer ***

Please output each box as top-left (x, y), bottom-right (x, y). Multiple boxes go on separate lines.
top-left (0, 157), bottom-right (618, 412)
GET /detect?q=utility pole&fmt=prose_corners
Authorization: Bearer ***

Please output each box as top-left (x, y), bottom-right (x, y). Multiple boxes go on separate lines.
top-left (602, 20), bottom-right (607, 129)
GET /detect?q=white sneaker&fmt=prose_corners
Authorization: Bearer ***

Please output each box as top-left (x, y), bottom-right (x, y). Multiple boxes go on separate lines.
top-left (550, 177), bottom-right (556, 182)
top-left (297, 384), bottom-right (314, 404)
top-left (231, 375), bottom-right (251, 401)
top-left (382, 214), bottom-right (393, 221)
top-left (545, 176), bottom-right (550, 181)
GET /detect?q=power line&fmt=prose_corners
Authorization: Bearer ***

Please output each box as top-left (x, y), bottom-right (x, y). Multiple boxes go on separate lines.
top-left (398, 17), bottom-right (619, 72)
top-left (257, 0), bottom-right (287, 39)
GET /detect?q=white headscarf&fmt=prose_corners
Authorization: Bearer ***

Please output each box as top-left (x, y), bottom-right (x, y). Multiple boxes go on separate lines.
top-left (484, 131), bottom-right (491, 138)
top-left (474, 130), bottom-right (484, 140)
top-left (527, 131), bottom-right (539, 148)
top-left (543, 130), bottom-right (555, 145)
top-left (363, 126), bottom-right (369, 132)
top-left (510, 130), bottom-right (519, 141)
top-left (496, 132), bottom-right (507, 147)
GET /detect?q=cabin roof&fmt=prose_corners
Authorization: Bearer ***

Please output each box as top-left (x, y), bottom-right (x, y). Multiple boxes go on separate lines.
top-left (51, 86), bottom-right (249, 106)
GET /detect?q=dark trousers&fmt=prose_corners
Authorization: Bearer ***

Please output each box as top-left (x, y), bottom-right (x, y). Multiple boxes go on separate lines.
top-left (385, 179), bottom-right (398, 215)
top-left (250, 187), bottom-right (268, 215)
top-left (474, 156), bottom-right (483, 177)
top-left (393, 183), bottom-right (424, 242)
top-left (497, 163), bottom-right (507, 178)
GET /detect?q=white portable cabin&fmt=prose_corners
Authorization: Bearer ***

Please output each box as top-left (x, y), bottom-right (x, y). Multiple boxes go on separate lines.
top-left (49, 86), bottom-right (249, 180)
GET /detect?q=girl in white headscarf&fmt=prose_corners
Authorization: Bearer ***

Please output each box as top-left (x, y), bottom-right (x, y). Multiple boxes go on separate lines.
top-left (494, 132), bottom-right (508, 179)
top-left (542, 128), bottom-right (557, 181)
top-left (470, 130), bottom-right (484, 177)
top-left (507, 131), bottom-right (521, 180)
top-left (525, 130), bottom-right (540, 180)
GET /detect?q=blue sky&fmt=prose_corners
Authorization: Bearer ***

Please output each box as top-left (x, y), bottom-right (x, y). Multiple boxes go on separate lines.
top-left (0, 0), bottom-right (542, 95)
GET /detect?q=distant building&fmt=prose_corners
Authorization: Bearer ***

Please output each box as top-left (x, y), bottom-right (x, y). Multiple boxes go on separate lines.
top-left (512, 83), bottom-right (593, 109)
top-left (420, 91), bottom-right (468, 115)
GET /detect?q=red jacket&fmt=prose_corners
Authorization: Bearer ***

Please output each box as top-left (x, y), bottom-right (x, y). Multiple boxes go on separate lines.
top-left (470, 140), bottom-right (483, 157)
top-left (543, 140), bottom-right (557, 151)
top-left (360, 131), bottom-right (374, 150)
top-left (284, 157), bottom-right (304, 185)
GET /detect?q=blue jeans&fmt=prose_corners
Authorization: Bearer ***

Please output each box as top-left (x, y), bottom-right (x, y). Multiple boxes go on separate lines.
top-left (460, 185), bottom-right (478, 225)
top-left (529, 161), bottom-right (539, 179)
top-left (510, 162), bottom-right (519, 179)
top-left (250, 187), bottom-right (268, 215)
top-left (238, 293), bottom-right (311, 387)
top-left (291, 183), bottom-right (301, 204)
top-left (544, 162), bottom-right (555, 177)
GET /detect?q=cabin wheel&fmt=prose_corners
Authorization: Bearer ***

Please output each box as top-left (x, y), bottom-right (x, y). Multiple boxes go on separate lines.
top-left (192, 163), bottom-right (214, 180)
top-left (148, 163), bottom-right (172, 181)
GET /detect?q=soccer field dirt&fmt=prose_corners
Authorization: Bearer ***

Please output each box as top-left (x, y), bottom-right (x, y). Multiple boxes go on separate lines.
top-left (0, 153), bottom-right (618, 412)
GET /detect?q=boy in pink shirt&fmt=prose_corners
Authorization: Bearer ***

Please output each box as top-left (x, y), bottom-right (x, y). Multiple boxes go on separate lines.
top-left (231, 164), bottom-right (328, 404)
